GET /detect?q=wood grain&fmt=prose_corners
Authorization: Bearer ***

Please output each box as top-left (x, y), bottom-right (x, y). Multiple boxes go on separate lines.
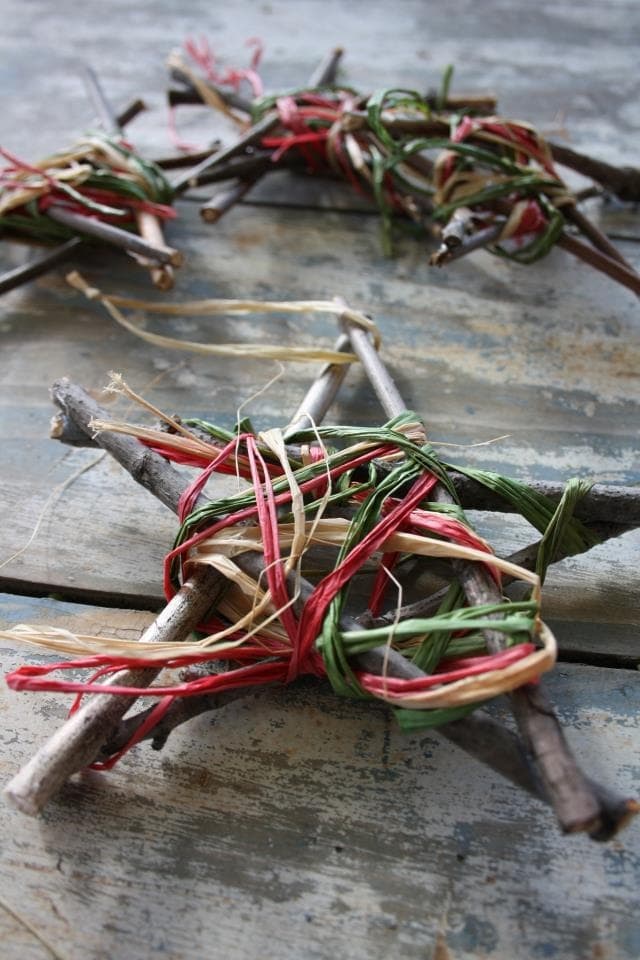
top-left (1, 0), bottom-right (639, 955)
top-left (0, 597), bottom-right (638, 960)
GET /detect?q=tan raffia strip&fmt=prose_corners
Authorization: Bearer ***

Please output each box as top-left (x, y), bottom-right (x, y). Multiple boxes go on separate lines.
top-left (1, 137), bottom-right (158, 216)
top-left (166, 51), bottom-right (247, 128)
top-left (2, 513), bottom-right (546, 654)
top-left (67, 271), bottom-right (378, 364)
top-left (371, 622), bottom-right (555, 709)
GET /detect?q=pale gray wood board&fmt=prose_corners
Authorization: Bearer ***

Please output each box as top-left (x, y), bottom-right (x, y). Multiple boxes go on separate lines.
top-left (0, 597), bottom-right (638, 960)
top-left (0, 1), bottom-right (639, 957)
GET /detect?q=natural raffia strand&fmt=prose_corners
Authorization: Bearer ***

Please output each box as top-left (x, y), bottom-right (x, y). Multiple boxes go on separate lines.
top-left (67, 270), bottom-right (377, 363)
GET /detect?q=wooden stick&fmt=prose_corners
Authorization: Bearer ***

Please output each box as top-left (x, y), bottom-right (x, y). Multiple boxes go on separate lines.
top-left (49, 412), bottom-right (640, 527)
top-left (340, 317), bottom-right (609, 836)
top-left (549, 141), bottom-right (640, 202)
top-left (134, 210), bottom-right (175, 290)
top-left (0, 237), bottom-right (82, 296)
top-left (200, 178), bottom-right (260, 223)
top-left (153, 145), bottom-right (220, 170)
top-left (430, 222), bottom-right (503, 265)
top-left (45, 205), bottom-right (183, 266)
top-left (173, 113), bottom-right (279, 193)
top-left (184, 150), bottom-right (275, 184)
top-left (556, 232), bottom-right (640, 296)
top-left (426, 92), bottom-right (498, 113)
top-left (308, 47), bottom-right (344, 87)
top-left (563, 205), bottom-right (635, 272)
top-left (116, 98), bottom-right (147, 128)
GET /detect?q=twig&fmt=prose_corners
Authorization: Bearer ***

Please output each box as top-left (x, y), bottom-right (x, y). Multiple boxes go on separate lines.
top-left (563, 205), bottom-right (635, 272)
top-left (153, 145), bottom-right (220, 170)
top-left (50, 412), bottom-right (640, 528)
top-left (308, 47), bottom-right (344, 87)
top-left (556, 232), bottom-right (640, 296)
top-left (0, 238), bottom-right (82, 296)
top-left (43, 206), bottom-right (183, 266)
top-left (340, 317), bottom-right (612, 836)
top-left (116, 98), bottom-right (147, 128)
top-left (429, 222), bottom-right (503, 265)
top-left (440, 206), bottom-right (475, 248)
top-left (172, 113), bottom-right (279, 193)
top-left (200, 178), bottom-right (261, 223)
top-left (184, 150), bottom-right (275, 184)
top-left (549, 141), bottom-right (640, 202)
top-left (425, 92), bottom-right (498, 113)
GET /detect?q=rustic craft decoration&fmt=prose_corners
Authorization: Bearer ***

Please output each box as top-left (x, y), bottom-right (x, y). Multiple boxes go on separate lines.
top-left (2, 46), bottom-right (638, 848)
top-left (0, 68), bottom-right (180, 294)
top-left (3, 313), bottom-right (639, 840)
top-left (170, 44), bottom-right (640, 296)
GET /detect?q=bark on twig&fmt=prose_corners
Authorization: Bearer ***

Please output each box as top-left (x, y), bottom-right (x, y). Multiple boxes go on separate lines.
top-left (49, 411), bottom-right (640, 527)
top-left (200, 178), bottom-right (260, 223)
top-left (0, 238), bottom-right (82, 296)
top-left (341, 318), bottom-right (626, 837)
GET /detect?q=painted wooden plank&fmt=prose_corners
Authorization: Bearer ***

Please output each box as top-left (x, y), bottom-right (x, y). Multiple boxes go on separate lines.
top-left (0, 598), bottom-right (638, 960)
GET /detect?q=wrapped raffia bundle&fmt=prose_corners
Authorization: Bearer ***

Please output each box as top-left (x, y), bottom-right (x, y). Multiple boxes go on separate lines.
top-left (0, 48), bottom-right (349, 296)
top-left (2, 307), bottom-right (639, 840)
top-left (0, 68), bottom-right (182, 293)
top-left (170, 43), bottom-right (640, 296)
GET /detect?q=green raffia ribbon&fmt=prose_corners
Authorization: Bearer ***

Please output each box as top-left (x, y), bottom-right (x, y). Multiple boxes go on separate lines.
top-left (213, 66), bottom-right (571, 262)
top-left (172, 412), bottom-right (599, 732)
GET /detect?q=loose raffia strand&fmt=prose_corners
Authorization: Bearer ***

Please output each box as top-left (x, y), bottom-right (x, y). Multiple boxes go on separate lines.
top-left (66, 270), bottom-right (378, 363)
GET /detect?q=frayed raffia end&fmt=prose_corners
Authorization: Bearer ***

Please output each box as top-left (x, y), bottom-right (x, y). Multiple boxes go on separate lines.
top-left (66, 271), bottom-right (378, 364)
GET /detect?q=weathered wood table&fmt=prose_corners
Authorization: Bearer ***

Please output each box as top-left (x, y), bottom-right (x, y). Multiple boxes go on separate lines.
top-left (1, 2), bottom-right (638, 958)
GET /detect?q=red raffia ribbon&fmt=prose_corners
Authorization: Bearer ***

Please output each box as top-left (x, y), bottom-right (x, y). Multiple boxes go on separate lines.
top-left (6, 431), bottom-right (537, 768)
